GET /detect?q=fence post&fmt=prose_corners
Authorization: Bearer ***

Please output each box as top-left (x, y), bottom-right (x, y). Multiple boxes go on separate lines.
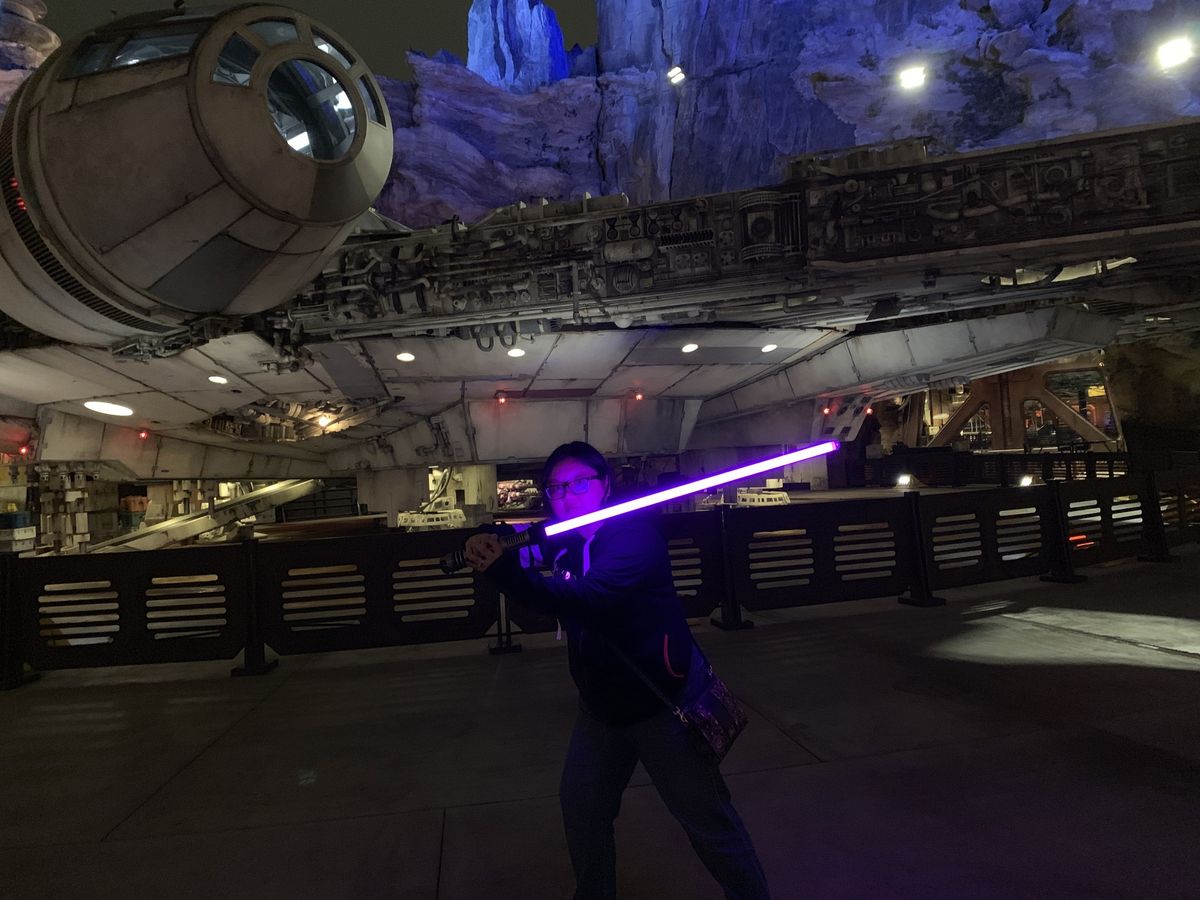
top-left (489, 590), bottom-right (522, 655)
top-left (231, 538), bottom-right (278, 677)
top-left (711, 507), bottom-right (754, 630)
top-left (1137, 471), bottom-right (1177, 563)
top-left (1040, 482), bottom-right (1087, 584)
top-left (898, 491), bottom-right (946, 607)
top-left (998, 456), bottom-right (1012, 488)
top-left (0, 554), bottom-right (39, 690)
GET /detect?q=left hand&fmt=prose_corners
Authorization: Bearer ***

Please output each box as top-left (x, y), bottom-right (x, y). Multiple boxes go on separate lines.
top-left (464, 533), bottom-right (503, 572)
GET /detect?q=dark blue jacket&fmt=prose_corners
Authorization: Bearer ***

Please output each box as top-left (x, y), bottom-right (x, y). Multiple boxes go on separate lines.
top-left (487, 517), bottom-right (694, 725)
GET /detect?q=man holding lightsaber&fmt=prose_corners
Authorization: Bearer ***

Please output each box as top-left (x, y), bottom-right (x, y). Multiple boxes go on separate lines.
top-left (463, 439), bottom-right (827, 900)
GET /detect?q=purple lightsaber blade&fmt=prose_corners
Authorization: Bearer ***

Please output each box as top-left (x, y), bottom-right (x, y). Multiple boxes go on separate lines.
top-left (439, 440), bottom-right (839, 573)
top-left (543, 440), bottom-right (840, 537)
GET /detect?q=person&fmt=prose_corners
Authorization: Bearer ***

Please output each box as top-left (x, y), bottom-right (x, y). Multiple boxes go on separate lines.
top-left (464, 441), bottom-right (770, 900)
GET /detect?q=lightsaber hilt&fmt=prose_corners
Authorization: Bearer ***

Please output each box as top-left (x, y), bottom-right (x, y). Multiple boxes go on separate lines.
top-left (439, 524), bottom-right (545, 574)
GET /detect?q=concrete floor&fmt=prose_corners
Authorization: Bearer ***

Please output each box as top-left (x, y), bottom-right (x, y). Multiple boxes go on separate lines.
top-left (3, 548), bottom-right (1200, 899)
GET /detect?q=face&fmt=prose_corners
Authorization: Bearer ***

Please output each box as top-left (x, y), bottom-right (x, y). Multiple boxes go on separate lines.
top-left (545, 457), bottom-right (608, 523)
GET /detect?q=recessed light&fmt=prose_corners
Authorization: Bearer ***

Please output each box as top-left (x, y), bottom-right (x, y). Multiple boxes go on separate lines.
top-left (681, 343), bottom-right (699, 353)
top-left (761, 343), bottom-right (778, 353)
top-left (84, 400), bottom-right (133, 417)
top-left (507, 347), bottom-right (526, 358)
top-left (898, 66), bottom-right (926, 89)
top-left (396, 352), bottom-right (415, 362)
top-left (208, 375), bottom-right (229, 385)
top-left (317, 415), bottom-right (332, 428)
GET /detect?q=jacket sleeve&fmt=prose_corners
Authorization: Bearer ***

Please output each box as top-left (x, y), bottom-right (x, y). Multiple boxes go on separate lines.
top-left (485, 521), bottom-right (662, 622)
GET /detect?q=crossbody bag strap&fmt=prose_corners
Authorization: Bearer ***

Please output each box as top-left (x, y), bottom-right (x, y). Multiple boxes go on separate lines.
top-left (587, 628), bottom-right (687, 721)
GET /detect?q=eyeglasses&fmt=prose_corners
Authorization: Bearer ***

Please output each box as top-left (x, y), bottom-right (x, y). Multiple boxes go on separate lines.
top-left (544, 476), bottom-right (601, 500)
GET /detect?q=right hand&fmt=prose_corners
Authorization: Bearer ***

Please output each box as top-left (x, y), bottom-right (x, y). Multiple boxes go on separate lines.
top-left (464, 533), bottom-right (503, 572)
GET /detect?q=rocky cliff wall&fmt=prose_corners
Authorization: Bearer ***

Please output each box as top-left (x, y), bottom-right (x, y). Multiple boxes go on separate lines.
top-left (375, 0), bottom-right (1199, 227)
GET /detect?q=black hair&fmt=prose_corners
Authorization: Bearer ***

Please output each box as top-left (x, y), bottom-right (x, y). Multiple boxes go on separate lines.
top-left (542, 441), bottom-right (610, 487)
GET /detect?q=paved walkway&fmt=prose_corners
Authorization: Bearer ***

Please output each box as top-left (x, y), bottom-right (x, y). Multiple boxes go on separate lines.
top-left (3, 548), bottom-right (1200, 899)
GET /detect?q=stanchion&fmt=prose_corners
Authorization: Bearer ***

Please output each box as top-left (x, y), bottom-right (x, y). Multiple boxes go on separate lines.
top-left (898, 491), bottom-right (946, 607)
top-left (1040, 482), bottom-right (1087, 584)
top-left (1137, 472), bottom-right (1177, 563)
top-left (232, 537), bottom-right (278, 677)
top-left (0, 553), bottom-right (39, 690)
top-left (489, 591), bottom-right (522, 654)
top-left (711, 506), bottom-right (754, 630)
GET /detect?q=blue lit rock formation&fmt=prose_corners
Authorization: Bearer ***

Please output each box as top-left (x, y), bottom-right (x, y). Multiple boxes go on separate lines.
top-left (372, 0), bottom-right (1200, 226)
top-left (466, 0), bottom-right (570, 93)
top-left (377, 55), bottom-right (602, 226)
top-left (0, 0), bottom-right (59, 115)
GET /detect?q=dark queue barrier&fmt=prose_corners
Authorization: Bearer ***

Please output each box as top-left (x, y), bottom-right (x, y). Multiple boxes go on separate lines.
top-left (7, 544), bottom-right (249, 672)
top-left (720, 497), bottom-right (911, 611)
top-left (915, 486), bottom-right (1056, 590)
top-left (253, 529), bottom-right (499, 655)
top-left (2, 467), bottom-right (1198, 687)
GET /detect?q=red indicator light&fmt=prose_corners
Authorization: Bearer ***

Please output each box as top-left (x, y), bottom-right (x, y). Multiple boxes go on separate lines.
top-left (16, 198), bottom-right (26, 212)
top-left (138, 430), bottom-right (149, 440)
top-left (822, 406), bottom-right (831, 415)
top-left (8, 177), bottom-right (17, 190)
top-left (18, 445), bottom-right (29, 456)
top-left (865, 406), bottom-right (874, 416)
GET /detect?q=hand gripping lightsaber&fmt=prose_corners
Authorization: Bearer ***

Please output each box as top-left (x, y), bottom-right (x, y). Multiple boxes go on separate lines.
top-left (438, 440), bottom-right (839, 574)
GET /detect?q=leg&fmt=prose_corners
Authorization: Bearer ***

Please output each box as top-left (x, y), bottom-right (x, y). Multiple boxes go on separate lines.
top-left (632, 712), bottom-right (770, 900)
top-left (560, 704), bottom-right (639, 900)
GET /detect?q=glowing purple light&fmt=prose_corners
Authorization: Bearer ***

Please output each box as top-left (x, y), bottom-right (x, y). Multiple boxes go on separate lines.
top-left (544, 440), bottom-right (840, 537)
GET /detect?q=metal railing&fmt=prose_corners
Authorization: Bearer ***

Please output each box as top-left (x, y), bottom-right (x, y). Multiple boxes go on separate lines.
top-left (3, 467), bottom-right (1199, 687)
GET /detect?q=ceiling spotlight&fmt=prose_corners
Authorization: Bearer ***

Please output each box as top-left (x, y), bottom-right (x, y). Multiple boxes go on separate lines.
top-left (138, 430), bottom-right (149, 440)
top-left (681, 343), bottom-right (699, 353)
top-left (634, 392), bottom-right (644, 401)
top-left (84, 400), bottom-right (133, 417)
top-left (208, 375), bottom-right (229, 385)
top-left (507, 347), bottom-right (526, 358)
top-left (1158, 36), bottom-right (1193, 70)
top-left (822, 405), bottom-right (832, 415)
top-left (497, 393), bottom-right (507, 405)
top-left (1019, 474), bottom-right (1035, 487)
top-left (761, 343), bottom-right (778, 353)
top-left (667, 66), bottom-right (686, 84)
top-left (898, 66), bottom-right (927, 90)
top-left (396, 352), bottom-right (416, 362)
top-left (317, 415), bottom-right (333, 428)
top-left (896, 474), bottom-right (913, 487)
top-left (865, 406), bottom-right (875, 416)
top-left (18, 445), bottom-right (29, 456)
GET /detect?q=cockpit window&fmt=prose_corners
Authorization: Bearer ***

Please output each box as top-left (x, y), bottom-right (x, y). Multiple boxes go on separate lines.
top-left (312, 31), bottom-right (354, 69)
top-left (267, 59), bottom-right (357, 161)
top-left (65, 26), bottom-right (202, 77)
top-left (357, 76), bottom-right (385, 125)
top-left (248, 19), bottom-right (299, 47)
top-left (212, 32), bottom-right (259, 86)
top-left (110, 29), bottom-right (202, 68)
top-left (66, 40), bottom-right (119, 76)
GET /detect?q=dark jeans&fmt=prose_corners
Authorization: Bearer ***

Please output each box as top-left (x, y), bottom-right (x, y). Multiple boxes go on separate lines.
top-left (560, 654), bottom-right (770, 899)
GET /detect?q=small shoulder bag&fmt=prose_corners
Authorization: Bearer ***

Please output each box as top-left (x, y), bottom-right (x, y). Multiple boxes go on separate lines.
top-left (598, 634), bottom-right (749, 763)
